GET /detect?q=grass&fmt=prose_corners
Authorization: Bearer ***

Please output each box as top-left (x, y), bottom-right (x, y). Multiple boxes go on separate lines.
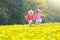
top-left (0, 23), bottom-right (60, 40)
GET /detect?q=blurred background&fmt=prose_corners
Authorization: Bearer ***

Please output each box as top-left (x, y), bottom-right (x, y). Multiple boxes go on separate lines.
top-left (0, 0), bottom-right (60, 25)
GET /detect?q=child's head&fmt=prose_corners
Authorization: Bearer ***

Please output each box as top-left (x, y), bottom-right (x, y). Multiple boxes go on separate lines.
top-left (28, 10), bottom-right (34, 15)
top-left (36, 9), bottom-right (41, 13)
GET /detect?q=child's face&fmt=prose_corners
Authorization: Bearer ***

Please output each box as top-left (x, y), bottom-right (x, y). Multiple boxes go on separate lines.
top-left (38, 11), bottom-right (40, 13)
top-left (30, 12), bottom-right (33, 14)
top-left (36, 10), bottom-right (40, 13)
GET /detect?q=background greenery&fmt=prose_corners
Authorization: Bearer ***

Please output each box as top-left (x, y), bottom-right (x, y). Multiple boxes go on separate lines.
top-left (0, 0), bottom-right (60, 25)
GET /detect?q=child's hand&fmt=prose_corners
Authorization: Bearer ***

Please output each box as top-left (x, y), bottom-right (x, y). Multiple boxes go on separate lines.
top-left (44, 14), bottom-right (48, 17)
top-left (24, 16), bottom-right (28, 20)
top-left (33, 18), bottom-right (35, 20)
top-left (24, 16), bottom-right (27, 19)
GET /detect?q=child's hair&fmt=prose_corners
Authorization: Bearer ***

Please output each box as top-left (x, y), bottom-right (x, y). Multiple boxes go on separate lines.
top-left (37, 9), bottom-right (40, 11)
top-left (36, 9), bottom-right (41, 13)
top-left (28, 10), bottom-right (34, 14)
top-left (36, 10), bottom-right (39, 13)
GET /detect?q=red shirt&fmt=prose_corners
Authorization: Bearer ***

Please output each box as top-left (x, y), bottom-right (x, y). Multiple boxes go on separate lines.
top-left (27, 14), bottom-right (34, 21)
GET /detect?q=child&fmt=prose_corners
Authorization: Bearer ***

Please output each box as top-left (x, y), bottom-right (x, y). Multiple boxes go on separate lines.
top-left (27, 10), bottom-right (34, 26)
top-left (35, 9), bottom-right (44, 24)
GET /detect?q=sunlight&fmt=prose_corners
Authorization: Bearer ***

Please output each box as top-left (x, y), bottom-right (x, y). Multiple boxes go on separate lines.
top-left (52, 0), bottom-right (60, 4)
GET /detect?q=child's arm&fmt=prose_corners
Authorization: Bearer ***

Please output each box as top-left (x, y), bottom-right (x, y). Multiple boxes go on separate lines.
top-left (42, 14), bottom-right (47, 17)
top-left (34, 14), bottom-right (36, 20)
top-left (25, 14), bottom-right (28, 20)
top-left (41, 13), bottom-right (44, 17)
top-left (41, 12), bottom-right (47, 17)
top-left (33, 15), bottom-right (35, 20)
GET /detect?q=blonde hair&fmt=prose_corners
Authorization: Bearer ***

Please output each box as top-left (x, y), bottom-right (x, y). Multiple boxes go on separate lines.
top-left (37, 9), bottom-right (41, 11)
top-left (28, 10), bottom-right (34, 14)
top-left (36, 9), bottom-right (42, 13)
top-left (37, 9), bottom-right (40, 11)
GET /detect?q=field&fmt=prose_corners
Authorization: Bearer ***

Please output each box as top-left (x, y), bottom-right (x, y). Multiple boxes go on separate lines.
top-left (0, 23), bottom-right (60, 40)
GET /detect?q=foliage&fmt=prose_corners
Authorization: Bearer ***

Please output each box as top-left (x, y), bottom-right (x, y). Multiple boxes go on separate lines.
top-left (0, 0), bottom-right (60, 25)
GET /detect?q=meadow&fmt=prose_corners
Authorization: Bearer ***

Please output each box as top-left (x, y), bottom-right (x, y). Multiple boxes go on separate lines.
top-left (0, 23), bottom-right (60, 40)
